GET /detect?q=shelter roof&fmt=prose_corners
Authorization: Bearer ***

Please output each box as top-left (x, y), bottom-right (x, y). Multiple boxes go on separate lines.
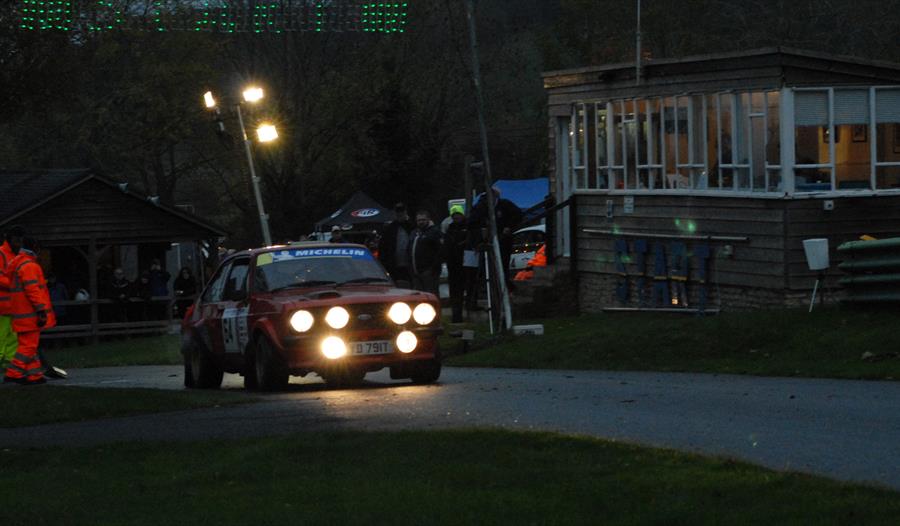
top-left (0, 168), bottom-right (226, 242)
top-left (543, 47), bottom-right (900, 97)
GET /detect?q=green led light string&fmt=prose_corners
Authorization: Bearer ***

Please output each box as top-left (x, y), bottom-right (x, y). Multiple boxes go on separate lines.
top-left (19, 0), bottom-right (74, 31)
top-left (362, 2), bottom-right (407, 33)
top-left (15, 1), bottom-right (410, 33)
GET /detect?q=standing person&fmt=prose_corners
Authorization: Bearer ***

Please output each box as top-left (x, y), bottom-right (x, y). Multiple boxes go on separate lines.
top-left (379, 203), bottom-right (413, 287)
top-left (4, 237), bottom-right (56, 385)
top-left (148, 258), bottom-right (171, 320)
top-left (173, 267), bottom-right (198, 319)
top-left (107, 267), bottom-right (131, 322)
top-left (443, 205), bottom-right (468, 323)
top-left (329, 225), bottom-right (345, 243)
top-left (365, 231), bottom-right (381, 259)
top-left (130, 271), bottom-right (153, 321)
top-left (46, 273), bottom-right (69, 326)
top-left (468, 187), bottom-right (523, 287)
top-left (0, 226), bottom-right (25, 368)
top-left (409, 209), bottom-right (443, 296)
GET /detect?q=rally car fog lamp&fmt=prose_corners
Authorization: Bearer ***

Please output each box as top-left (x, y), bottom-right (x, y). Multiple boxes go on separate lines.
top-left (325, 306), bottom-right (350, 329)
top-left (321, 336), bottom-right (347, 359)
top-left (388, 302), bottom-right (412, 325)
top-left (413, 303), bottom-right (437, 325)
top-left (290, 310), bottom-right (315, 332)
top-left (396, 331), bottom-right (417, 353)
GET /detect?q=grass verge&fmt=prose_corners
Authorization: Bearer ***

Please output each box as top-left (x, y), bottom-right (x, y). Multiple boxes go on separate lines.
top-left (43, 334), bottom-right (182, 368)
top-left (1, 430), bottom-right (897, 525)
top-left (39, 308), bottom-right (900, 380)
top-left (445, 308), bottom-right (900, 380)
top-left (0, 386), bottom-right (253, 428)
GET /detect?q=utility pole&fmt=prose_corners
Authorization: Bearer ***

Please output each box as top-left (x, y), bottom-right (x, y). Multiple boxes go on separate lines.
top-left (464, 0), bottom-right (513, 331)
top-left (636, 0), bottom-right (642, 85)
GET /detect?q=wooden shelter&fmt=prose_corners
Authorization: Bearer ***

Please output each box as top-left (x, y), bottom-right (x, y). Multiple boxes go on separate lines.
top-left (0, 169), bottom-right (226, 338)
top-left (542, 48), bottom-right (900, 311)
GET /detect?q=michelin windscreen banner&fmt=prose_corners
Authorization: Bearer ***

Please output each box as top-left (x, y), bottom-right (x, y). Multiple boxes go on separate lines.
top-left (273, 248), bottom-right (373, 261)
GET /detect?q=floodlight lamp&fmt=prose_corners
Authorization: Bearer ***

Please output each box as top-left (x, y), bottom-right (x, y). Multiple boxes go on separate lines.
top-left (257, 124), bottom-right (278, 143)
top-left (203, 91), bottom-right (217, 109)
top-left (242, 87), bottom-right (264, 103)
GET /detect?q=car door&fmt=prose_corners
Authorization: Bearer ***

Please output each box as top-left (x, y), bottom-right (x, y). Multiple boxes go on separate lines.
top-left (195, 260), bottom-right (232, 354)
top-left (217, 258), bottom-right (251, 357)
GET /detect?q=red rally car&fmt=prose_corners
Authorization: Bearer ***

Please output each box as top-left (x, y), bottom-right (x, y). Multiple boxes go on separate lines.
top-left (181, 243), bottom-right (442, 391)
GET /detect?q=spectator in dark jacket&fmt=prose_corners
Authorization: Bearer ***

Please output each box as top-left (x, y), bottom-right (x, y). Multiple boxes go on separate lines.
top-left (130, 271), bottom-right (153, 321)
top-left (148, 259), bottom-right (171, 319)
top-left (409, 209), bottom-right (442, 295)
top-left (443, 205), bottom-right (468, 322)
top-left (379, 203), bottom-right (413, 287)
top-left (173, 267), bottom-right (198, 319)
top-left (468, 187), bottom-right (523, 286)
top-left (46, 273), bottom-right (68, 325)
top-left (106, 267), bottom-right (131, 322)
top-left (148, 259), bottom-right (171, 297)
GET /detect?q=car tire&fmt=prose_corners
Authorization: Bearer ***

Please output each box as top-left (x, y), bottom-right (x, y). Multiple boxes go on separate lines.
top-left (323, 367), bottom-right (366, 389)
top-left (183, 353), bottom-right (195, 388)
top-left (254, 337), bottom-right (289, 391)
top-left (188, 338), bottom-right (223, 389)
top-left (242, 355), bottom-right (259, 390)
top-left (410, 359), bottom-right (442, 384)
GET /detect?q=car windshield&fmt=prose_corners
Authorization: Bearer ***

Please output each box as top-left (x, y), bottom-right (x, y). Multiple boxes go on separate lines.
top-left (254, 246), bottom-right (391, 292)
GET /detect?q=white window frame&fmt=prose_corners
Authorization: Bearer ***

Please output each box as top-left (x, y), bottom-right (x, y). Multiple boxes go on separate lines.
top-left (874, 87), bottom-right (900, 189)
top-left (567, 85), bottom-right (900, 199)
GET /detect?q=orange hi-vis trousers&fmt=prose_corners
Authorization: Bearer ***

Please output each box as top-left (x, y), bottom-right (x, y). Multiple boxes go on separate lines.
top-left (4, 331), bottom-right (43, 382)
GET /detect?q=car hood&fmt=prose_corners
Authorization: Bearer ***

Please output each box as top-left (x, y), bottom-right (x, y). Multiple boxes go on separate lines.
top-left (268, 285), bottom-right (436, 309)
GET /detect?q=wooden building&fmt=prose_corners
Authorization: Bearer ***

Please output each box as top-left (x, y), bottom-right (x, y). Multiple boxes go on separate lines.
top-left (542, 48), bottom-right (900, 311)
top-left (0, 169), bottom-right (226, 338)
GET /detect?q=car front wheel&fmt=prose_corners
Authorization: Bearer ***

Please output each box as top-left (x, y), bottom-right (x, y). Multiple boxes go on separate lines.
top-left (186, 338), bottom-right (223, 389)
top-left (410, 358), bottom-right (442, 384)
top-left (254, 337), bottom-right (289, 391)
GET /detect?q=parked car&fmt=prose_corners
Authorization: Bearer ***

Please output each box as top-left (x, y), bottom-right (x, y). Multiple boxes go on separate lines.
top-left (510, 224), bottom-right (546, 272)
top-left (181, 243), bottom-right (442, 391)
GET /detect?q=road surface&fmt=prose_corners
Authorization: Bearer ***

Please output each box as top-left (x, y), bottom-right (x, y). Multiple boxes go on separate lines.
top-left (1, 366), bottom-right (898, 490)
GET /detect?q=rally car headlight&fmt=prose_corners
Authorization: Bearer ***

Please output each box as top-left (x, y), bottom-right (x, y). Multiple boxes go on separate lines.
top-left (413, 303), bottom-right (437, 325)
top-left (396, 331), bottom-right (417, 353)
top-left (290, 310), bottom-right (314, 332)
top-left (388, 302), bottom-right (412, 325)
top-left (325, 306), bottom-right (350, 329)
top-left (322, 336), bottom-right (347, 359)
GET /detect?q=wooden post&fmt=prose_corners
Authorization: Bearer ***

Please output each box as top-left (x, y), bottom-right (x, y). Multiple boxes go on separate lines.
top-left (88, 237), bottom-right (99, 343)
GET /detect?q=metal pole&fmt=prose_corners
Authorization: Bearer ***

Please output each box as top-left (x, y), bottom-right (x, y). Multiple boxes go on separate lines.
top-left (809, 278), bottom-right (819, 313)
top-left (236, 103), bottom-right (273, 246)
top-left (464, 0), bottom-right (512, 331)
top-left (483, 248), bottom-right (494, 335)
top-left (636, 0), bottom-right (642, 85)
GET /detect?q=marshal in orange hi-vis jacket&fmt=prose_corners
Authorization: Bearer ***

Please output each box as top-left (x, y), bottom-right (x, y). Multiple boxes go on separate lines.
top-left (4, 247), bottom-right (56, 384)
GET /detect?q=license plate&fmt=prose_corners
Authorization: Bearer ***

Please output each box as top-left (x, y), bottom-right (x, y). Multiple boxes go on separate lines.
top-left (350, 340), bottom-right (393, 355)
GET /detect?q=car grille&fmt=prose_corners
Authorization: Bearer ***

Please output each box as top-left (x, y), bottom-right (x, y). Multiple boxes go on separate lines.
top-left (348, 303), bottom-right (391, 331)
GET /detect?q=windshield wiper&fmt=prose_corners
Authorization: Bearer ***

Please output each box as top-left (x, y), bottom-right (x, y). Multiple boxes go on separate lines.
top-left (269, 280), bottom-right (338, 292)
top-left (338, 277), bottom-right (391, 286)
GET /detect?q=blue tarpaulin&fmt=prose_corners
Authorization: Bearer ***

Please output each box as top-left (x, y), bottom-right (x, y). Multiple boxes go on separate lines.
top-left (491, 178), bottom-right (549, 210)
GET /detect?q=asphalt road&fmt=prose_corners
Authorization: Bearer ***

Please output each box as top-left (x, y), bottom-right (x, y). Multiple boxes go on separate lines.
top-left (2, 366), bottom-right (899, 491)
